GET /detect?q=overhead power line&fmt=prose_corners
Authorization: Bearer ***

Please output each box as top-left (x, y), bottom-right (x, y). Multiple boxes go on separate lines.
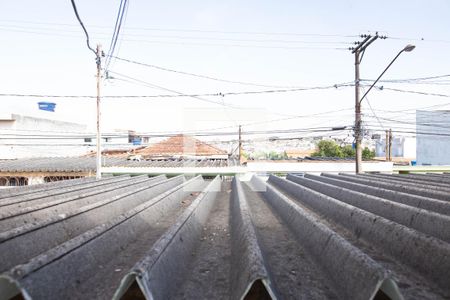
top-left (106, 70), bottom-right (242, 109)
top-left (0, 27), bottom-right (349, 50)
top-left (112, 56), bottom-right (303, 88)
top-left (376, 86), bottom-right (450, 98)
top-left (376, 116), bottom-right (450, 130)
top-left (361, 86), bottom-right (384, 130)
top-left (365, 127), bottom-right (450, 138)
top-left (0, 81), bottom-right (352, 100)
top-left (361, 74), bottom-right (450, 83)
top-left (0, 26), bottom-right (351, 49)
top-left (106, 39), bottom-right (348, 50)
top-left (0, 19), bottom-right (357, 38)
top-left (388, 36), bottom-right (450, 44)
top-left (6, 127), bottom-right (450, 144)
top-left (69, 0), bottom-right (96, 55)
top-left (0, 107), bottom-right (354, 138)
top-left (4, 19), bottom-right (450, 45)
top-left (104, 0), bottom-right (129, 74)
top-left (0, 24), bottom-right (350, 44)
top-left (107, 70), bottom-right (353, 120)
top-left (372, 103), bottom-right (450, 115)
top-left (108, 68), bottom-right (354, 99)
top-left (1, 84), bottom-right (447, 101)
top-left (0, 125), bottom-right (352, 141)
top-left (0, 107), bottom-right (352, 139)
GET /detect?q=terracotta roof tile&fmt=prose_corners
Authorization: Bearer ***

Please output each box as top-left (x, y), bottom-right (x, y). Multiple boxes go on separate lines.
top-left (136, 135), bottom-right (227, 156)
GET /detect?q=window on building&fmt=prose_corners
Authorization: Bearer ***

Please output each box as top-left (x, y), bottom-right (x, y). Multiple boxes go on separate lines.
top-left (84, 138), bottom-right (92, 143)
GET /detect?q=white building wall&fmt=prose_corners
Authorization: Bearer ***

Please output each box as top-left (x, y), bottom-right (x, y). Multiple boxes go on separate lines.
top-left (0, 114), bottom-right (140, 159)
top-left (416, 110), bottom-right (450, 165)
top-left (0, 114), bottom-right (98, 158)
top-left (403, 137), bottom-right (416, 159)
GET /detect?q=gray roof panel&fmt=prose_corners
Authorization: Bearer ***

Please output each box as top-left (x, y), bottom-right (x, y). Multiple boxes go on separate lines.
top-left (0, 157), bottom-right (233, 173)
top-left (0, 173), bottom-right (449, 299)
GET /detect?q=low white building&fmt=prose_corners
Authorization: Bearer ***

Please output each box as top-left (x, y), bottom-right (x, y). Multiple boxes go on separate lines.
top-left (416, 110), bottom-right (450, 165)
top-left (375, 136), bottom-right (416, 159)
top-left (0, 114), bottom-right (134, 159)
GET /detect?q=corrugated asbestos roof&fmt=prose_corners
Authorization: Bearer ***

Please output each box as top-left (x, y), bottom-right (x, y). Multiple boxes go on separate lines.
top-left (0, 157), bottom-right (236, 173)
top-left (0, 173), bottom-right (449, 299)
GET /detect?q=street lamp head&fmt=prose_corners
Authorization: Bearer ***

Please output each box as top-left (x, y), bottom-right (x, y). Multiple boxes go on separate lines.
top-left (403, 44), bottom-right (416, 52)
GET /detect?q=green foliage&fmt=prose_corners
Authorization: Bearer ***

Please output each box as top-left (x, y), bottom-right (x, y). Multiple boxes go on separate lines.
top-left (312, 140), bottom-right (344, 158)
top-left (362, 147), bottom-right (375, 160)
top-left (248, 150), bottom-right (287, 160)
top-left (312, 140), bottom-right (374, 160)
top-left (341, 145), bottom-right (355, 157)
top-left (267, 151), bottom-right (288, 160)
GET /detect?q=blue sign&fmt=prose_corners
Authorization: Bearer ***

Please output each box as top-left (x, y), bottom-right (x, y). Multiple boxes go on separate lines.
top-left (38, 102), bottom-right (56, 112)
top-left (132, 138), bottom-right (142, 145)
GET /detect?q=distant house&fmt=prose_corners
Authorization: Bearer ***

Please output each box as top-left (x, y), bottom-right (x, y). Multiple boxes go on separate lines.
top-left (135, 135), bottom-right (228, 159)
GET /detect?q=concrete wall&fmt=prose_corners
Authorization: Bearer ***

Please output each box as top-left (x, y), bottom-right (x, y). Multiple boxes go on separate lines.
top-left (102, 161), bottom-right (393, 176)
top-left (416, 110), bottom-right (450, 165)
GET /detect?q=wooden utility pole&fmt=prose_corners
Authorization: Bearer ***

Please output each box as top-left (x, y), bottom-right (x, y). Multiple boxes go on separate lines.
top-left (388, 129), bottom-right (393, 162)
top-left (95, 45), bottom-right (102, 179)
top-left (354, 49), bottom-right (362, 173)
top-left (238, 125), bottom-right (242, 165)
top-left (351, 34), bottom-right (391, 173)
top-left (351, 38), bottom-right (415, 170)
top-left (385, 130), bottom-right (389, 162)
top-left (352, 34), bottom-right (379, 173)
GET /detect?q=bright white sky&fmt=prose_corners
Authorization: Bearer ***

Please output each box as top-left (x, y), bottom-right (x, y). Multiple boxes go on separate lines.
top-left (1, 0), bottom-right (449, 140)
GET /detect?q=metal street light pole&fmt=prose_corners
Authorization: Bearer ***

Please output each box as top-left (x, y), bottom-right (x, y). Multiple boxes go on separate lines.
top-left (354, 44), bottom-right (415, 173)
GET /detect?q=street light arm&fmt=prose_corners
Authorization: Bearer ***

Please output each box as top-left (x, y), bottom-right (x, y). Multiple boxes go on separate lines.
top-left (359, 49), bottom-right (406, 104)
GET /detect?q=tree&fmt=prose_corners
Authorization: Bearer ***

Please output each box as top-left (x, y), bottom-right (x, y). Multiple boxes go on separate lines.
top-left (312, 140), bottom-right (374, 159)
top-left (341, 145), bottom-right (355, 157)
top-left (362, 147), bottom-right (375, 160)
top-left (311, 140), bottom-right (343, 158)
